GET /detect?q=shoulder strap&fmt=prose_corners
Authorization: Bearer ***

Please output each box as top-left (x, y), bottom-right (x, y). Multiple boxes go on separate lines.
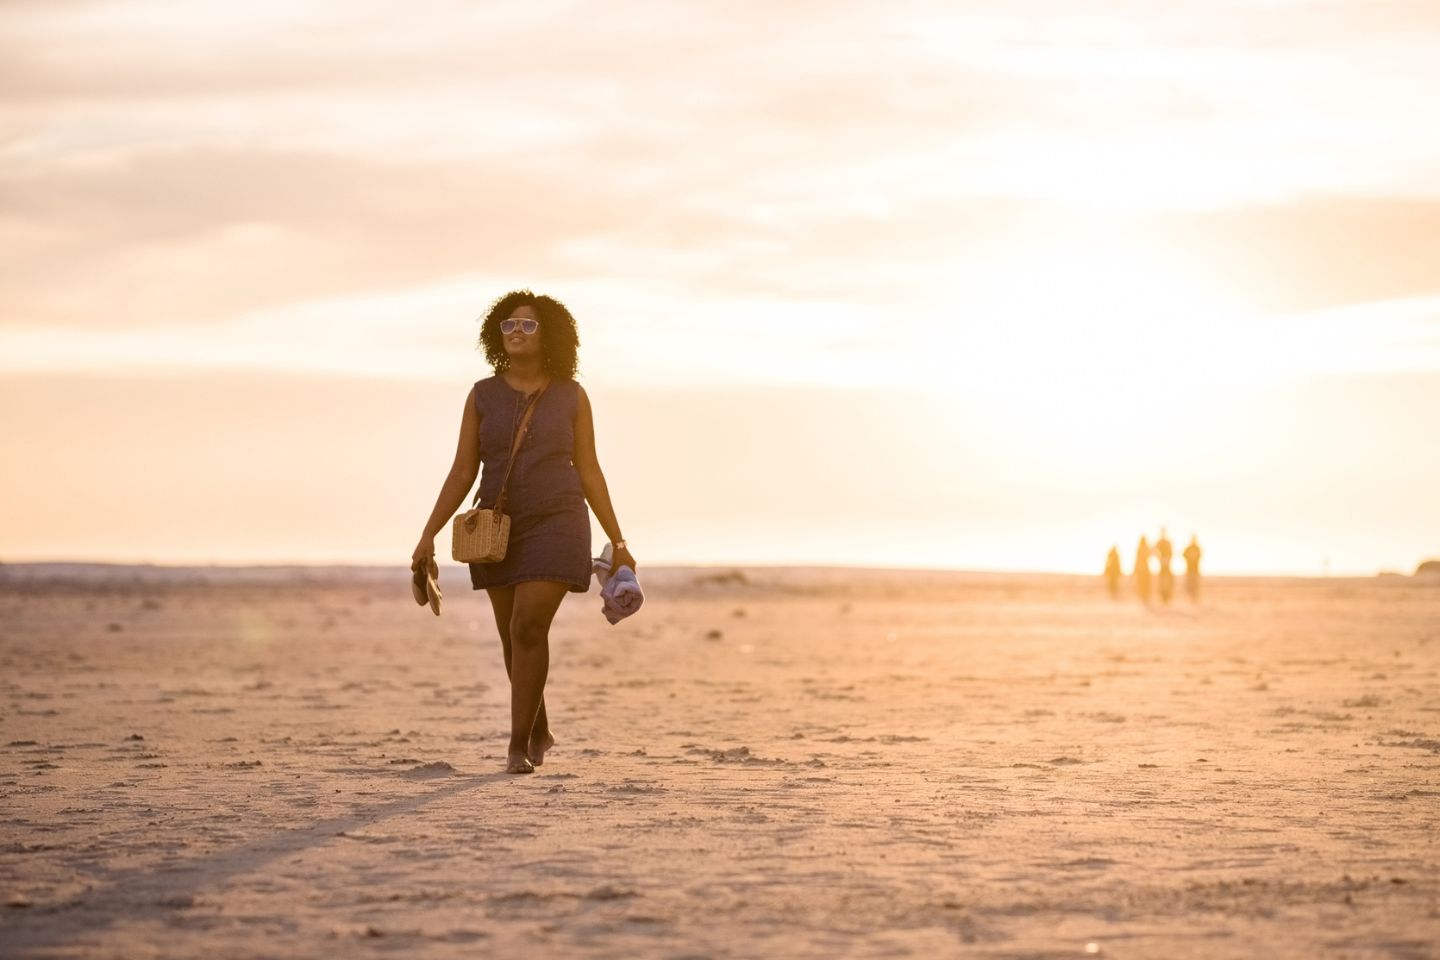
top-left (475, 379), bottom-right (552, 512)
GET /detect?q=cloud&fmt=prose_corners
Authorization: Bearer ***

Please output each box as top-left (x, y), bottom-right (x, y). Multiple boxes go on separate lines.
top-left (0, 147), bottom-right (645, 329)
top-left (6, 0), bottom-right (1439, 181)
top-left (1149, 196), bottom-right (1440, 312)
top-left (3, 0), bottom-right (1440, 388)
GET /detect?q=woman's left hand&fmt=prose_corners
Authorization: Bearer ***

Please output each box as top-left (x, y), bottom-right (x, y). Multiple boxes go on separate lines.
top-left (613, 544), bottom-right (638, 572)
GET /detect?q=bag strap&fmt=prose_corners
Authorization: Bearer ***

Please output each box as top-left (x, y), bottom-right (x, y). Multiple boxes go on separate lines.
top-left (472, 378), bottom-right (551, 513)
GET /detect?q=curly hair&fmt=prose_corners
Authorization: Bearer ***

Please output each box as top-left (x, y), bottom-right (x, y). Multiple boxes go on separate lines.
top-left (476, 289), bottom-right (581, 379)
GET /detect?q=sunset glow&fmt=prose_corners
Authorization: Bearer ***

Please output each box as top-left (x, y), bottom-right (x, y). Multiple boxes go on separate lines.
top-left (2, 0), bottom-right (1438, 575)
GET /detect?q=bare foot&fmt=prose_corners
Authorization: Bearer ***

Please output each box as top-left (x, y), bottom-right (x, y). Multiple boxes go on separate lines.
top-left (505, 751), bottom-right (534, 774)
top-left (528, 730), bottom-right (556, 766)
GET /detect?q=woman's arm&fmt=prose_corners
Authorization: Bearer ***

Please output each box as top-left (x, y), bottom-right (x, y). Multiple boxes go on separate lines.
top-left (412, 387), bottom-right (481, 565)
top-left (573, 384), bottom-right (637, 571)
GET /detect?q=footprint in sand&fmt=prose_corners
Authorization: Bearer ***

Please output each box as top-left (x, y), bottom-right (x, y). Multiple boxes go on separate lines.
top-left (400, 761), bottom-right (457, 778)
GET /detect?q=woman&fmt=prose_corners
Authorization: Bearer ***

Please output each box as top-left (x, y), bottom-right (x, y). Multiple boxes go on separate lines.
top-left (411, 290), bottom-right (637, 775)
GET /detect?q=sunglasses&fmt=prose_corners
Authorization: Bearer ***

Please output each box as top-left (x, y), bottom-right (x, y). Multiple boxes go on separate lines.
top-left (500, 318), bottom-right (540, 335)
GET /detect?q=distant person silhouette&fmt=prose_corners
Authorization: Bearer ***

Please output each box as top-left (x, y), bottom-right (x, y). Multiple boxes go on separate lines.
top-left (1184, 535), bottom-right (1202, 602)
top-left (1155, 527), bottom-right (1175, 604)
top-left (1104, 546), bottom-right (1122, 598)
top-left (1134, 536), bottom-right (1152, 604)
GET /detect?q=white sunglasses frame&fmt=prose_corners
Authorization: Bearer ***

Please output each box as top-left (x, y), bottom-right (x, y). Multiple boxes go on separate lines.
top-left (500, 318), bottom-right (540, 335)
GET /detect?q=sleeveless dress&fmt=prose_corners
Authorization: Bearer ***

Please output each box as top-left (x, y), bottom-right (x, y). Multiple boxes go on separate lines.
top-left (467, 375), bottom-right (592, 593)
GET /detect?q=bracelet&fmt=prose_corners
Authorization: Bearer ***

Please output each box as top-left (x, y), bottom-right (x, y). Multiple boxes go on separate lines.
top-left (612, 539), bottom-right (627, 550)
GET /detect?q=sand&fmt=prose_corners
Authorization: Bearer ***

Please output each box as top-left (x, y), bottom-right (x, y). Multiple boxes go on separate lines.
top-left (1, 564), bottom-right (1437, 958)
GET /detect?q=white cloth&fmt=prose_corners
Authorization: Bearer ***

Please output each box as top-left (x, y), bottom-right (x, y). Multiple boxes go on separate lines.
top-left (592, 542), bottom-right (644, 625)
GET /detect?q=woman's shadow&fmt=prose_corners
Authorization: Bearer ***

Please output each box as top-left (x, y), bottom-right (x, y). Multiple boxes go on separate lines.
top-left (4, 770), bottom-right (515, 953)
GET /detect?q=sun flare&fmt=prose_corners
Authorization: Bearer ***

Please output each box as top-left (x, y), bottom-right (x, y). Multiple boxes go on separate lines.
top-left (927, 235), bottom-right (1258, 459)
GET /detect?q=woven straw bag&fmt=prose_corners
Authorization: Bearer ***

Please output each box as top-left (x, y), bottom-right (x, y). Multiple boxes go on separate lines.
top-left (451, 381), bottom-right (550, 563)
top-left (451, 507), bottom-right (511, 564)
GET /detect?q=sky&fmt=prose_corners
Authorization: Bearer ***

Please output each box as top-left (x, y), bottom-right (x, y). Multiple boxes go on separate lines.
top-left (2, 0), bottom-right (1438, 575)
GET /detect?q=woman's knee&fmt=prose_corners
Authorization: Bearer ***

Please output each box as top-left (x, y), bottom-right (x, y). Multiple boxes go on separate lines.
top-left (509, 582), bottom-right (566, 650)
top-left (509, 611), bottom-right (552, 650)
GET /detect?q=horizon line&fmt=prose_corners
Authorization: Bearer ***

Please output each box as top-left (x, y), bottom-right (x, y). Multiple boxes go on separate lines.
top-left (1, 558), bottom-right (1433, 582)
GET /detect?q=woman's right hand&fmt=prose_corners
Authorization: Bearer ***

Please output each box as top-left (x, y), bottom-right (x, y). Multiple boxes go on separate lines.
top-left (411, 537), bottom-right (436, 571)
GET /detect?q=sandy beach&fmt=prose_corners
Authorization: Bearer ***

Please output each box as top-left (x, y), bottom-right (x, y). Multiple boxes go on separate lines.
top-left (1, 564), bottom-right (1437, 958)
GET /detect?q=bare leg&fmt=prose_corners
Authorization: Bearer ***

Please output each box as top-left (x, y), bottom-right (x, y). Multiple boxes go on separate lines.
top-left (486, 585), bottom-right (552, 758)
top-left (500, 581), bottom-right (569, 773)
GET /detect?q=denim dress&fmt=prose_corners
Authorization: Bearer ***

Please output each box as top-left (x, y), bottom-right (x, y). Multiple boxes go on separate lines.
top-left (466, 375), bottom-right (592, 593)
